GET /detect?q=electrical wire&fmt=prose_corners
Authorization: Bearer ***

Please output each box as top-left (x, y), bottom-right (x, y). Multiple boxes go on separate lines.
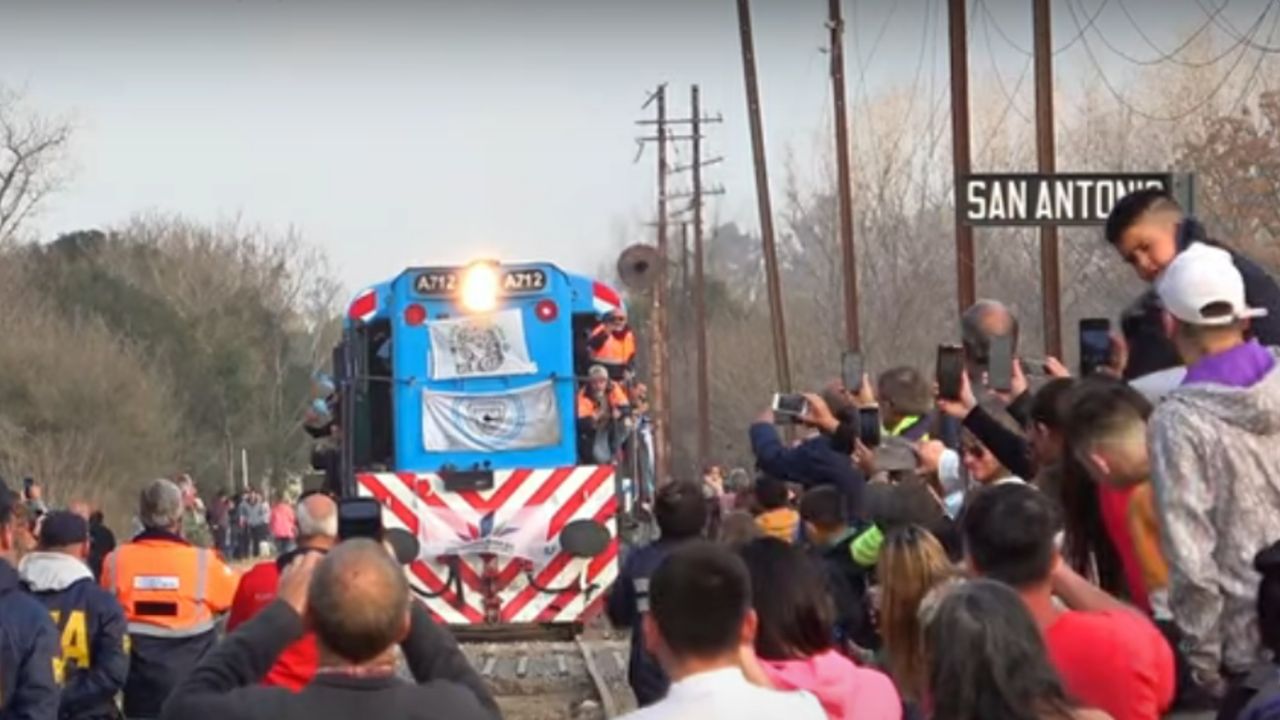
top-left (980, 0), bottom-right (1034, 124)
top-left (976, 0), bottom-right (1111, 57)
top-left (1097, 0), bottom-right (1274, 68)
top-left (1195, 0), bottom-right (1280, 52)
top-left (1229, 0), bottom-right (1280, 109)
top-left (977, 58), bottom-right (1034, 162)
top-left (1107, 0), bottom-right (1226, 65)
top-left (1063, 0), bottom-right (1273, 122)
top-left (847, 0), bottom-right (902, 170)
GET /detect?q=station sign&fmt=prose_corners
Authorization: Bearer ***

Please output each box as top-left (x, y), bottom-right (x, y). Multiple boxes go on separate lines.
top-left (961, 173), bottom-right (1173, 226)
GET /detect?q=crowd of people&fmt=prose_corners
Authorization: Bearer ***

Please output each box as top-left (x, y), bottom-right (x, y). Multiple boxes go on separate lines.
top-left (0, 190), bottom-right (1278, 720)
top-left (612, 192), bottom-right (1280, 720)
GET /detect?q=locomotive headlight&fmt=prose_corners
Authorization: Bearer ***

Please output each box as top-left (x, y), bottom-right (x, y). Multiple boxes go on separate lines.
top-left (460, 262), bottom-right (500, 313)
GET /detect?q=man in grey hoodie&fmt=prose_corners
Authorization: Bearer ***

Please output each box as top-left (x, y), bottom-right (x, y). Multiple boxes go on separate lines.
top-left (1149, 242), bottom-right (1280, 702)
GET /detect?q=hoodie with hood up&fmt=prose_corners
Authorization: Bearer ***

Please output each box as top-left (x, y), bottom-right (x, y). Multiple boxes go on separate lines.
top-left (19, 551), bottom-right (129, 720)
top-left (760, 650), bottom-right (901, 720)
top-left (1149, 345), bottom-right (1280, 681)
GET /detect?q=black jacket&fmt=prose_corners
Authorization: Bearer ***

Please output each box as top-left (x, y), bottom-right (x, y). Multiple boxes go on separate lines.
top-left (86, 525), bottom-right (115, 584)
top-left (160, 601), bottom-right (498, 720)
top-left (812, 529), bottom-right (876, 651)
top-left (19, 552), bottom-right (129, 720)
top-left (0, 558), bottom-right (61, 720)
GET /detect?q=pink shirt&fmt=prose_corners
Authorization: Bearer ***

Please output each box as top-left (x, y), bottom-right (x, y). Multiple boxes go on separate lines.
top-left (269, 503), bottom-right (296, 539)
top-left (761, 650), bottom-right (902, 720)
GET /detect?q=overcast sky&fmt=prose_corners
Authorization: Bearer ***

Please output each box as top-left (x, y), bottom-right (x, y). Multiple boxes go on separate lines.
top-left (0, 0), bottom-right (1256, 294)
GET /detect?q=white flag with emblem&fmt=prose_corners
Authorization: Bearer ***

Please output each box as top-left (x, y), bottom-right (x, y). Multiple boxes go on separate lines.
top-left (427, 308), bottom-right (537, 380)
top-left (421, 381), bottom-right (561, 452)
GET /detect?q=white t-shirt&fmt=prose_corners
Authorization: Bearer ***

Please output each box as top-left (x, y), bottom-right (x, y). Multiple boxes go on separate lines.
top-left (618, 667), bottom-right (826, 720)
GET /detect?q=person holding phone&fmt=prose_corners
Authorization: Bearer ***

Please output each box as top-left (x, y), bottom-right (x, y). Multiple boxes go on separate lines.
top-left (226, 493), bottom-right (338, 691)
top-left (750, 388), bottom-right (866, 521)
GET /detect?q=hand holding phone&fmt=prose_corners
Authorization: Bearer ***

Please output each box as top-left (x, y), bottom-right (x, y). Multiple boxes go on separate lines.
top-left (858, 406), bottom-right (882, 448)
top-left (936, 345), bottom-right (965, 401)
top-left (987, 333), bottom-right (1015, 392)
top-left (842, 351), bottom-right (864, 393)
top-left (338, 498), bottom-right (384, 542)
top-left (771, 393), bottom-right (809, 425)
top-left (1079, 319), bottom-right (1113, 377)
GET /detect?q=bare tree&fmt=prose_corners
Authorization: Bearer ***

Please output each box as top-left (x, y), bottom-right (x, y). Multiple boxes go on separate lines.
top-left (0, 87), bottom-right (72, 244)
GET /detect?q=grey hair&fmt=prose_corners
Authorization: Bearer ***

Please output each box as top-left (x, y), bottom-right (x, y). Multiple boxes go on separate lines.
top-left (297, 498), bottom-right (338, 540)
top-left (140, 479), bottom-right (184, 530)
top-left (961, 299), bottom-right (1019, 365)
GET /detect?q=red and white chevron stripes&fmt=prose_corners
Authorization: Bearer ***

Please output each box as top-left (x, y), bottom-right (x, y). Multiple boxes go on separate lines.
top-left (354, 467), bottom-right (620, 626)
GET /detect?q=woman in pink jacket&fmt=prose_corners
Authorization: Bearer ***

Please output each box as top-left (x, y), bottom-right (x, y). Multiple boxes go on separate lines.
top-left (738, 537), bottom-right (903, 720)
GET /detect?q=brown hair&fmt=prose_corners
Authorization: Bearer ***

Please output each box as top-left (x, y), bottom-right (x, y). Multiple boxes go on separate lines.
top-left (879, 525), bottom-right (955, 703)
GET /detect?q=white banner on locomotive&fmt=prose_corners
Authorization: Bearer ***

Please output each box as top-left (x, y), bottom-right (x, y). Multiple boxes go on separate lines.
top-left (421, 380), bottom-right (561, 452)
top-left (427, 308), bottom-right (537, 380)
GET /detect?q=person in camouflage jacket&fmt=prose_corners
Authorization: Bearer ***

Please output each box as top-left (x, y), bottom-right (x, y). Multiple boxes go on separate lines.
top-left (175, 474), bottom-right (214, 549)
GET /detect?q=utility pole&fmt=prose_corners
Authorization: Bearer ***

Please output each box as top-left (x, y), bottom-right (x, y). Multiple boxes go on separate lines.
top-left (736, 0), bottom-right (793, 392)
top-left (653, 87), bottom-right (672, 487)
top-left (948, 0), bottom-right (976, 314)
top-left (691, 85), bottom-right (711, 471)
top-left (829, 0), bottom-right (861, 351)
top-left (638, 86), bottom-right (723, 479)
top-left (1033, 0), bottom-right (1062, 358)
top-left (630, 86), bottom-right (676, 488)
top-left (680, 222), bottom-right (690, 301)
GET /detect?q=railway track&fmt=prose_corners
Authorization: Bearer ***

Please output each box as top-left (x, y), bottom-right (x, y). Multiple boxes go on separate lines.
top-left (460, 634), bottom-right (634, 720)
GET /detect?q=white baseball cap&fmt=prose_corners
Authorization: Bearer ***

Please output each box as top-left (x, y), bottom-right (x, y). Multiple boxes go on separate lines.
top-left (1156, 243), bottom-right (1268, 326)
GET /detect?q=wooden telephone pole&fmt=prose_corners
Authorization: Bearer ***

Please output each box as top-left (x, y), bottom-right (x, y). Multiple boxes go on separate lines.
top-left (1034, 0), bottom-right (1062, 358)
top-left (691, 85), bottom-right (711, 470)
top-left (948, 0), bottom-right (976, 314)
top-left (829, 0), bottom-right (861, 351)
top-left (736, 0), bottom-right (793, 393)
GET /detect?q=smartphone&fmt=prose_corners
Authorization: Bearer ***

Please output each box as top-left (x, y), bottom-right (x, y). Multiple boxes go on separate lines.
top-left (987, 333), bottom-right (1015, 392)
top-left (841, 351), bottom-right (863, 394)
top-left (858, 406), bottom-right (882, 448)
top-left (1079, 318), bottom-right (1113, 377)
top-left (771, 393), bottom-right (809, 424)
top-left (337, 497), bottom-right (384, 541)
top-left (936, 344), bottom-right (964, 401)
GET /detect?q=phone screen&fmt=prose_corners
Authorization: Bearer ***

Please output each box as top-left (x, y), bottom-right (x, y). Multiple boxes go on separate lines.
top-left (841, 351), bottom-right (863, 393)
top-left (1079, 319), bottom-right (1112, 377)
top-left (936, 345), bottom-right (964, 401)
top-left (858, 406), bottom-right (882, 448)
top-left (988, 334), bottom-right (1014, 392)
top-left (338, 498), bottom-right (384, 542)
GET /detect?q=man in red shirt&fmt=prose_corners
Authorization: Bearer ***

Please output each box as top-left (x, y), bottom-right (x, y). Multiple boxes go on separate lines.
top-left (226, 492), bottom-right (337, 691)
top-left (962, 483), bottom-right (1175, 720)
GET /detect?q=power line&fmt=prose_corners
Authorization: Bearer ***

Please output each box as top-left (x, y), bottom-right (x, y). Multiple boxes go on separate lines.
top-left (980, 0), bottom-right (1034, 123)
top-left (1229, 0), bottom-right (1280, 108)
top-left (1096, 0), bottom-right (1275, 68)
top-left (1063, 0), bottom-right (1271, 122)
top-left (976, 0), bottom-right (1111, 56)
top-left (1196, 0), bottom-right (1280, 52)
